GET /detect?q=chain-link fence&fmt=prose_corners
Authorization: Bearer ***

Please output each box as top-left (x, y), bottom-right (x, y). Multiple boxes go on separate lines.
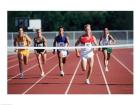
top-left (8, 30), bottom-right (133, 47)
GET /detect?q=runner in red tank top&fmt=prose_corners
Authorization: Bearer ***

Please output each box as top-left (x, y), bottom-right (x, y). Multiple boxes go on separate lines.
top-left (75, 24), bottom-right (98, 84)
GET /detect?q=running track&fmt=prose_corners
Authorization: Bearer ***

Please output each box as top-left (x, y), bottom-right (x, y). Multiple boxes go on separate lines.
top-left (8, 48), bottom-right (133, 94)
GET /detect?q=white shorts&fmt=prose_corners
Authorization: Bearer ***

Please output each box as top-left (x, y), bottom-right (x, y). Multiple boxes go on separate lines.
top-left (80, 50), bottom-right (94, 61)
top-left (60, 50), bottom-right (68, 58)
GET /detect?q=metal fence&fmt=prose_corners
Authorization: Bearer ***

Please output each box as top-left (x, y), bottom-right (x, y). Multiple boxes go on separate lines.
top-left (8, 30), bottom-right (133, 47)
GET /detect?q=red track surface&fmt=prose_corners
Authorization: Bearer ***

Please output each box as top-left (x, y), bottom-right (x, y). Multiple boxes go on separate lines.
top-left (8, 48), bottom-right (133, 94)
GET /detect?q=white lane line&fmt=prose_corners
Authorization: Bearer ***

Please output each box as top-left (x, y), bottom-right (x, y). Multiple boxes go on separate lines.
top-left (22, 64), bottom-right (58, 94)
top-left (8, 55), bottom-right (56, 81)
top-left (8, 55), bottom-right (16, 59)
top-left (65, 59), bottom-right (81, 94)
top-left (111, 54), bottom-right (133, 75)
top-left (8, 58), bottom-right (18, 63)
top-left (8, 64), bottom-right (19, 69)
top-left (96, 54), bottom-right (111, 94)
top-left (8, 54), bottom-right (35, 63)
top-left (8, 64), bottom-right (38, 81)
top-left (8, 57), bottom-right (36, 70)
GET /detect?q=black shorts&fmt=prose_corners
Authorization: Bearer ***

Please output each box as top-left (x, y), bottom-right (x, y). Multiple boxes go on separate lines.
top-left (35, 49), bottom-right (46, 54)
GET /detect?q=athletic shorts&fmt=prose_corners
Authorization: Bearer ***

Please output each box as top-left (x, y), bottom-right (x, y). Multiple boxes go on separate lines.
top-left (35, 49), bottom-right (46, 54)
top-left (102, 48), bottom-right (112, 53)
top-left (57, 50), bottom-right (68, 58)
top-left (80, 50), bottom-right (94, 61)
top-left (18, 49), bottom-right (29, 56)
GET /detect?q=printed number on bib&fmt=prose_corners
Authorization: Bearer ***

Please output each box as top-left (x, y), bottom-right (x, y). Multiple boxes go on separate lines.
top-left (85, 43), bottom-right (92, 47)
top-left (57, 42), bottom-right (65, 47)
top-left (57, 42), bottom-right (66, 51)
top-left (18, 42), bottom-right (25, 47)
top-left (82, 43), bottom-right (92, 52)
top-left (38, 43), bottom-right (44, 47)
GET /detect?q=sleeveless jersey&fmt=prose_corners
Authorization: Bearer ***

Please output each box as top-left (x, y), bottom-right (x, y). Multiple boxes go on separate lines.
top-left (100, 35), bottom-right (111, 46)
top-left (34, 36), bottom-right (45, 47)
top-left (55, 35), bottom-right (68, 51)
top-left (15, 34), bottom-right (30, 47)
top-left (80, 34), bottom-right (95, 54)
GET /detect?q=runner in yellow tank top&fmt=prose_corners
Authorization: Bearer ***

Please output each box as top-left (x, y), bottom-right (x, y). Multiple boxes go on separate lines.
top-left (14, 27), bottom-right (31, 79)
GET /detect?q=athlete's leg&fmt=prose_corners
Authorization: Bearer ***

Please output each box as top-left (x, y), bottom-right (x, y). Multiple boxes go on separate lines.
top-left (36, 53), bottom-right (44, 77)
top-left (58, 52), bottom-right (64, 76)
top-left (81, 58), bottom-right (87, 71)
top-left (103, 50), bottom-right (109, 71)
top-left (103, 50), bottom-right (108, 66)
top-left (23, 55), bottom-right (29, 65)
top-left (87, 57), bottom-right (94, 79)
top-left (62, 57), bottom-right (66, 64)
top-left (18, 53), bottom-right (24, 78)
top-left (107, 53), bottom-right (111, 60)
top-left (41, 53), bottom-right (47, 64)
top-left (23, 50), bottom-right (29, 65)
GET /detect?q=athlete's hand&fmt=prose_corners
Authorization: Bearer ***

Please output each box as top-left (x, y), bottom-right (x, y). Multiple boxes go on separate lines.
top-left (98, 48), bottom-right (102, 51)
top-left (14, 49), bottom-right (17, 53)
top-left (34, 50), bottom-right (37, 54)
top-left (76, 52), bottom-right (80, 57)
top-left (53, 50), bottom-right (55, 54)
top-left (41, 50), bottom-right (46, 55)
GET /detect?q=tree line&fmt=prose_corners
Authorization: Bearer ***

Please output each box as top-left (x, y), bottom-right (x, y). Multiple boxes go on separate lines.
top-left (8, 11), bottom-right (133, 32)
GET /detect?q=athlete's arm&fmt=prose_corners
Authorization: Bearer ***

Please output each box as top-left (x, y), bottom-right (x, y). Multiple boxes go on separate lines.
top-left (33, 38), bottom-right (37, 54)
top-left (43, 36), bottom-right (47, 47)
top-left (14, 37), bottom-right (17, 46)
top-left (53, 37), bottom-right (57, 54)
top-left (43, 36), bottom-right (47, 54)
top-left (93, 36), bottom-right (98, 46)
top-left (93, 36), bottom-right (98, 51)
top-left (13, 37), bottom-right (18, 52)
top-left (75, 37), bottom-right (81, 57)
top-left (25, 34), bottom-right (32, 46)
top-left (98, 36), bottom-right (102, 51)
top-left (109, 35), bottom-right (116, 44)
top-left (66, 36), bottom-right (70, 46)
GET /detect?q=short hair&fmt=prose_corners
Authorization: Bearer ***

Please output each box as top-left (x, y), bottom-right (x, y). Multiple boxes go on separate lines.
top-left (18, 27), bottom-right (24, 31)
top-left (58, 26), bottom-right (64, 30)
top-left (36, 29), bottom-right (42, 32)
top-left (84, 24), bottom-right (91, 30)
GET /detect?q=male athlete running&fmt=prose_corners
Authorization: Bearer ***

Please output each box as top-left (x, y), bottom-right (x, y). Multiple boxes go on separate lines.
top-left (99, 27), bottom-right (116, 71)
top-left (75, 24), bottom-right (98, 84)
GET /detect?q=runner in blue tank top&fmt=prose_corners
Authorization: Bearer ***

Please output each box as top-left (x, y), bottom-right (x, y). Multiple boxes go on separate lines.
top-left (53, 26), bottom-right (70, 76)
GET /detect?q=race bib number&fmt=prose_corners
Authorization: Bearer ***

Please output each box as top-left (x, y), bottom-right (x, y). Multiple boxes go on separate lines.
top-left (82, 43), bottom-right (92, 51)
top-left (38, 43), bottom-right (44, 47)
top-left (57, 42), bottom-right (65, 47)
top-left (18, 42), bottom-right (24, 47)
top-left (101, 38), bottom-right (109, 45)
top-left (85, 43), bottom-right (92, 47)
top-left (57, 42), bottom-right (66, 51)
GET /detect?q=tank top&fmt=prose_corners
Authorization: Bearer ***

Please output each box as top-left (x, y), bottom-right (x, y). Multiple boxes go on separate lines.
top-left (34, 36), bottom-right (45, 47)
top-left (80, 34), bottom-right (95, 54)
top-left (100, 35), bottom-right (111, 46)
top-left (55, 35), bottom-right (68, 51)
top-left (16, 34), bottom-right (30, 47)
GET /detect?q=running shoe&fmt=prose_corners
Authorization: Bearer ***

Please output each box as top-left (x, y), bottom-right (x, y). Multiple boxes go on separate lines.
top-left (105, 66), bottom-right (109, 72)
top-left (41, 72), bottom-right (45, 77)
top-left (19, 73), bottom-right (24, 79)
top-left (60, 70), bottom-right (64, 77)
top-left (85, 79), bottom-right (90, 84)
